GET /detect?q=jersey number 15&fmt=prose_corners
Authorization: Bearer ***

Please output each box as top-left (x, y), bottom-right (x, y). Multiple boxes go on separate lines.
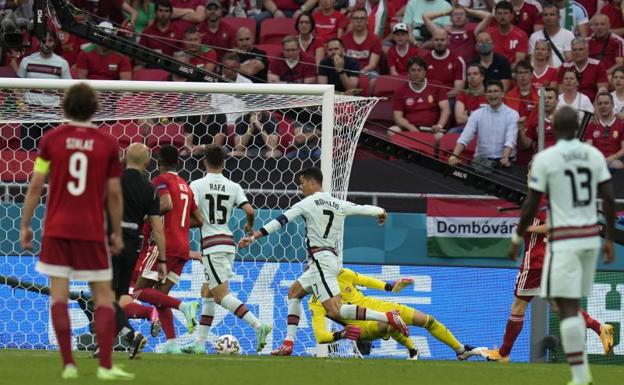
top-left (205, 194), bottom-right (229, 224)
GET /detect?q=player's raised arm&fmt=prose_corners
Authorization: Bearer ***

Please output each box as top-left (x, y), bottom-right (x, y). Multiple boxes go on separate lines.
top-left (349, 268), bottom-right (413, 292)
top-left (309, 297), bottom-right (361, 344)
top-left (241, 202), bottom-right (255, 235)
top-left (238, 203), bottom-right (305, 248)
top-left (342, 202), bottom-right (387, 224)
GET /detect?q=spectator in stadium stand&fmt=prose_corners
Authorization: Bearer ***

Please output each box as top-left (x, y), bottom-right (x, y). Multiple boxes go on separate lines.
top-left (217, 52), bottom-right (252, 137)
top-left (71, 0), bottom-right (138, 25)
top-left (17, 31), bottom-right (72, 151)
top-left (129, 0), bottom-right (156, 34)
top-left (530, 39), bottom-right (559, 90)
top-left (200, 0), bottom-right (235, 61)
top-left (423, 29), bottom-right (465, 98)
top-left (584, 92), bottom-right (624, 168)
top-left (56, 30), bottom-right (86, 68)
top-left (231, 110), bottom-right (282, 158)
top-left (508, 0), bottom-right (543, 37)
top-left (575, 0), bottom-right (598, 20)
top-left (255, 0), bottom-right (317, 25)
top-left (318, 38), bottom-right (360, 94)
top-left (452, 63), bottom-right (487, 131)
top-left (295, 13), bottom-right (326, 65)
top-left (75, 23), bottom-right (133, 80)
top-left (598, 0), bottom-right (624, 36)
top-left (517, 86), bottom-right (559, 152)
top-left (588, 14), bottom-right (624, 75)
top-left (235, 27), bottom-right (269, 83)
top-left (342, 8), bottom-right (382, 87)
top-left (487, 1), bottom-right (529, 69)
top-left (389, 56), bottom-right (450, 139)
top-left (169, 0), bottom-right (206, 32)
top-left (313, 0), bottom-right (347, 43)
top-left (138, 0), bottom-right (182, 57)
top-left (448, 79), bottom-right (518, 169)
top-left (361, 0), bottom-right (394, 38)
top-left (557, 38), bottom-right (608, 101)
top-left (268, 36), bottom-right (317, 83)
top-left (402, 0), bottom-right (451, 45)
top-left (611, 66), bottom-right (624, 117)
top-left (555, 0), bottom-right (589, 38)
top-left (504, 60), bottom-right (538, 127)
top-left (387, 23), bottom-right (426, 76)
top-left (183, 26), bottom-right (217, 72)
top-left (286, 123), bottom-right (321, 160)
top-left (557, 69), bottom-right (594, 121)
top-left (422, 6), bottom-right (492, 65)
top-left (528, 3), bottom-right (573, 69)
top-left (471, 31), bottom-right (513, 91)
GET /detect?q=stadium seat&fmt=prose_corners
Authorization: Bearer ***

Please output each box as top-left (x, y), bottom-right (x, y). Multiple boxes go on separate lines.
top-left (390, 131), bottom-right (436, 157)
top-left (146, 122), bottom-right (186, 150)
top-left (358, 75), bottom-right (370, 97)
top-left (373, 75), bottom-right (408, 98)
top-left (0, 150), bottom-right (35, 182)
top-left (0, 66), bottom-right (16, 78)
top-left (367, 100), bottom-right (394, 125)
top-left (259, 18), bottom-right (296, 44)
top-left (0, 124), bottom-right (21, 149)
top-left (100, 121), bottom-right (143, 149)
top-left (222, 17), bottom-right (256, 44)
top-left (133, 69), bottom-right (170, 81)
top-left (254, 44), bottom-right (282, 64)
top-left (439, 133), bottom-right (476, 163)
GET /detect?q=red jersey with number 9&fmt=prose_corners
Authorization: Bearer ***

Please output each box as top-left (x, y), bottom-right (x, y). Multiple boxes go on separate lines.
top-left (152, 172), bottom-right (196, 259)
top-left (37, 123), bottom-right (122, 242)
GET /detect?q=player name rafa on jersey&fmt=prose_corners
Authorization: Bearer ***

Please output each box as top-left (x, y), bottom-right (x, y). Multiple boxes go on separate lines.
top-left (314, 198), bottom-right (340, 210)
top-left (65, 137), bottom-right (94, 151)
top-left (208, 183), bottom-right (226, 192)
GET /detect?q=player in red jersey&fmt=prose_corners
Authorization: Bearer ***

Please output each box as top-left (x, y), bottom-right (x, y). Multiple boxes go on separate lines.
top-left (133, 145), bottom-right (202, 353)
top-left (584, 93), bottom-right (624, 169)
top-left (20, 83), bottom-right (133, 380)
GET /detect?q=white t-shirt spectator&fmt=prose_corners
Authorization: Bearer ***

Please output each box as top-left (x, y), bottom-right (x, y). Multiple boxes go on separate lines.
top-left (528, 28), bottom-right (575, 68)
top-left (18, 51), bottom-right (71, 110)
top-left (558, 92), bottom-right (594, 123)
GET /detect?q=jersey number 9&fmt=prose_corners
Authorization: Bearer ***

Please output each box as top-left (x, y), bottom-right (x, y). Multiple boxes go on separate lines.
top-left (67, 152), bottom-right (88, 196)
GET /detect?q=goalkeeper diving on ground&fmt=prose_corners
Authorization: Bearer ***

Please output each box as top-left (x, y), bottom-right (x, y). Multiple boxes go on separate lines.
top-left (306, 267), bottom-right (486, 360)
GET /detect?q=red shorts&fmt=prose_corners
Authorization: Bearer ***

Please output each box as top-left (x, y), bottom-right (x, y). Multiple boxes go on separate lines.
top-left (36, 237), bottom-right (111, 282)
top-left (133, 244), bottom-right (188, 284)
top-left (514, 268), bottom-right (542, 302)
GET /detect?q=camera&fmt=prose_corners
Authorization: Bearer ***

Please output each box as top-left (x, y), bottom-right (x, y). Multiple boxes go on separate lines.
top-left (0, 9), bottom-right (33, 49)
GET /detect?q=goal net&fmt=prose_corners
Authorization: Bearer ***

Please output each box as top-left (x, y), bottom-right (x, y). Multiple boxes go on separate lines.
top-left (0, 79), bottom-right (379, 356)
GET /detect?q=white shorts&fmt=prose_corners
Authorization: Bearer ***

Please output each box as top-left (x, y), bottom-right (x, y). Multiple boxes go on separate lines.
top-left (202, 252), bottom-right (235, 289)
top-left (297, 252), bottom-right (340, 303)
top-left (540, 246), bottom-right (599, 299)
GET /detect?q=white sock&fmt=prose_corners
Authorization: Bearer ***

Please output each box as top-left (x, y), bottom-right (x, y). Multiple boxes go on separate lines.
top-left (286, 297), bottom-right (301, 342)
top-left (198, 297), bottom-right (215, 344)
top-left (339, 304), bottom-right (387, 322)
top-left (560, 314), bottom-right (591, 384)
top-left (221, 294), bottom-right (261, 329)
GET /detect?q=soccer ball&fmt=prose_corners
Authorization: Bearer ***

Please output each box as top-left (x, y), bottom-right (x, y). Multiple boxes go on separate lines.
top-left (214, 335), bottom-right (241, 355)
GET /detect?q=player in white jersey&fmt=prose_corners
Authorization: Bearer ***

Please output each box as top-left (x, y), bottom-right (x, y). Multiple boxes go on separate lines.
top-left (184, 145), bottom-right (271, 353)
top-left (239, 167), bottom-right (409, 356)
top-left (510, 106), bottom-right (615, 385)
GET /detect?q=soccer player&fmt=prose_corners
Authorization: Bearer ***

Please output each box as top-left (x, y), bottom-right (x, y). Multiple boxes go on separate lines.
top-left (20, 83), bottom-right (133, 380)
top-left (309, 268), bottom-right (485, 360)
top-left (183, 145), bottom-right (272, 353)
top-left (510, 106), bottom-right (616, 385)
top-left (133, 145), bottom-right (202, 353)
top-left (239, 167), bottom-right (410, 356)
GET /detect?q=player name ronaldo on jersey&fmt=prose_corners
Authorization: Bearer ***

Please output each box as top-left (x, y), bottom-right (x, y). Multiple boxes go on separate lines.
top-left (528, 138), bottom-right (611, 251)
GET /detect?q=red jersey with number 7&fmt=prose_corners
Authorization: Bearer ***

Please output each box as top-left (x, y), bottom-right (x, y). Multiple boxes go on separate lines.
top-left (152, 172), bottom-right (196, 259)
top-left (37, 123), bottom-right (122, 241)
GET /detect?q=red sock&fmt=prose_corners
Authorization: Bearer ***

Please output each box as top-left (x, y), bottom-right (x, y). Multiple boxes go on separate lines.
top-left (579, 309), bottom-right (601, 335)
top-left (51, 302), bottom-right (75, 367)
top-left (94, 305), bottom-right (115, 369)
top-left (499, 314), bottom-right (525, 357)
top-left (123, 303), bottom-right (153, 319)
top-left (158, 307), bottom-right (176, 339)
top-left (133, 288), bottom-right (181, 309)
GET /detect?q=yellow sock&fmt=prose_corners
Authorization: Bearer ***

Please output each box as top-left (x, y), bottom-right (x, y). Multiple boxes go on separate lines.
top-left (424, 315), bottom-right (462, 352)
top-left (389, 329), bottom-right (415, 350)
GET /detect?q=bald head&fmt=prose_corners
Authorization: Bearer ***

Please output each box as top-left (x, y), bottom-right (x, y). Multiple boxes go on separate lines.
top-left (236, 27), bottom-right (253, 50)
top-left (432, 29), bottom-right (448, 53)
top-left (126, 143), bottom-right (150, 170)
top-left (591, 13), bottom-right (611, 37)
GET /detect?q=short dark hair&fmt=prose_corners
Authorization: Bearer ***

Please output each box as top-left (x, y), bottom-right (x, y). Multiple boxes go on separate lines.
top-left (326, 38), bottom-right (344, 48)
top-left (466, 63), bottom-right (485, 77)
top-left (295, 12), bottom-right (315, 33)
top-left (407, 56), bottom-right (427, 71)
top-left (542, 2), bottom-right (559, 13)
top-left (612, 65), bottom-right (624, 77)
top-left (553, 106), bottom-right (579, 135)
top-left (298, 167), bottom-right (323, 184)
top-left (222, 52), bottom-right (241, 63)
top-left (63, 83), bottom-right (99, 121)
top-left (204, 144), bottom-right (225, 168)
top-left (485, 79), bottom-right (504, 91)
top-left (494, 0), bottom-right (514, 13)
top-left (515, 59), bottom-right (533, 73)
top-left (155, 0), bottom-right (173, 12)
top-left (544, 86), bottom-right (558, 96)
top-left (596, 91), bottom-right (614, 103)
top-left (158, 145), bottom-right (179, 169)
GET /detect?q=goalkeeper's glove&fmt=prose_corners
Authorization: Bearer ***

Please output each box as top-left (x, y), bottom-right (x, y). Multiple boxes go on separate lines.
top-left (333, 325), bottom-right (361, 341)
top-left (390, 278), bottom-right (414, 293)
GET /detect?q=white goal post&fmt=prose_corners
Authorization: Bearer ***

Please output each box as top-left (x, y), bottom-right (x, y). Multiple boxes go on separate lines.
top-left (0, 78), bottom-right (379, 356)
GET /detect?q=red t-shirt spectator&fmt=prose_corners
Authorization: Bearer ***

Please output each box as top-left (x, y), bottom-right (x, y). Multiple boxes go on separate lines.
top-left (505, 86), bottom-right (538, 118)
top-left (456, 91), bottom-right (487, 114)
top-left (599, 4), bottom-right (624, 30)
top-left (269, 53), bottom-right (316, 83)
top-left (576, 0), bottom-right (598, 19)
top-left (526, 115), bottom-right (556, 149)
top-left (313, 10), bottom-right (347, 42)
top-left (531, 66), bottom-right (558, 91)
top-left (140, 23), bottom-right (183, 56)
top-left (200, 22), bottom-right (235, 60)
top-left (487, 25), bottom-right (528, 64)
top-left (71, 0), bottom-right (126, 24)
top-left (342, 32), bottom-right (383, 71)
top-left (557, 59), bottom-right (608, 101)
top-left (190, 47), bottom-right (218, 70)
top-left (584, 118), bottom-right (624, 158)
top-left (273, 0), bottom-right (299, 11)
top-left (511, 0), bottom-right (542, 37)
top-left (387, 45), bottom-right (426, 75)
top-left (393, 80), bottom-right (447, 127)
top-left (448, 24), bottom-right (477, 64)
top-left (423, 50), bottom-right (465, 89)
top-left (58, 31), bottom-right (86, 67)
top-left (299, 35), bottom-right (324, 58)
top-left (588, 33), bottom-right (624, 71)
top-left (171, 0), bottom-right (205, 32)
top-left (75, 49), bottom-right (132, 80)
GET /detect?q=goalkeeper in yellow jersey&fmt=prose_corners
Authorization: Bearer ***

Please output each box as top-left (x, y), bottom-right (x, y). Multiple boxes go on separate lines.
top-left (307, 268), bottom-right (486, 360)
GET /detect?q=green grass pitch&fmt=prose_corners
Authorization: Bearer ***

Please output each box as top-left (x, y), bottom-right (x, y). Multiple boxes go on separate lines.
top-left (2, 350), bottom-right (623, 385)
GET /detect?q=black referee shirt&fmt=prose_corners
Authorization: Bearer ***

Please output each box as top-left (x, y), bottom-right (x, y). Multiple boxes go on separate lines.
top-left (121, 168), bottom-right (160, 237)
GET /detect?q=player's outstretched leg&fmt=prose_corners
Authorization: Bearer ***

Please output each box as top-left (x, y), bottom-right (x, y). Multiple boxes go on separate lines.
top-left (271, 297), bottom-right (302, 356)
top-left (182, 283), bottom-right (215, 354)
top-left (336, 302), bottom-right (409, 336)
top-left (218, 290), bottom-right (271, 352)
top-left (485, 297), bottom-right (529, 362)
top-left (133, 287), bottom-right (198, 333)
top-left (580, 309), bottom-right (613, 355)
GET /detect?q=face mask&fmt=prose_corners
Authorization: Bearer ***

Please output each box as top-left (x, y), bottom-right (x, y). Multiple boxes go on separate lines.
top-left (477, 43), bottom-right (493, 55)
